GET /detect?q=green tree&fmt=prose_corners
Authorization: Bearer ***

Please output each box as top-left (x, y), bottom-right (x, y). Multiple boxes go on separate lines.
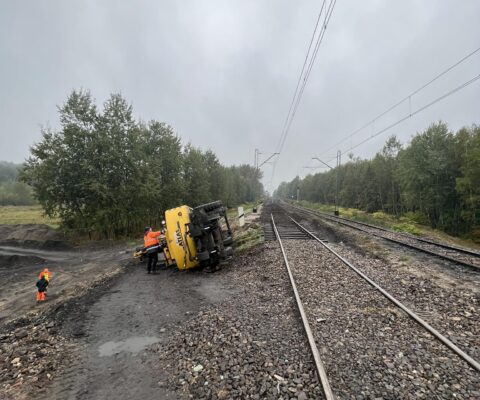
top-left (275, 122), bottom-right (479, 237)
top-left (397, 122), bottom-right (459, 230)
top-left (182, 144), bottom-right (212, 206)
top-left (21, 89), bottom-right (264, 237)
top-left (456, 125), bottom-right (480, 232)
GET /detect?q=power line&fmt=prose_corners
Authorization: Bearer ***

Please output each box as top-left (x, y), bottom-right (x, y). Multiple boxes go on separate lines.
top-left (275, 1), bottom-right (327, 152)
top-left (317, 46), bottom-right (480, 158)
top-left (270, 0), bottom-right (337, 188)
top-left (337, 73), bottom-right (480, 155)
top-left (279, 0), bottom-right (337, 154)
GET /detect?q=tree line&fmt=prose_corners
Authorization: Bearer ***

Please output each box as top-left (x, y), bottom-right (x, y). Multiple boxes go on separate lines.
top-left (21, 90), bottom-right (263, 238)
top-left (0, 162), bottom-right (36, 206)
top-left (275, 122), bottom-right (480, 236)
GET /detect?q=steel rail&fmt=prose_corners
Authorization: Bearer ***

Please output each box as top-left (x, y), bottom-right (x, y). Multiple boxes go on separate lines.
top-left (270, 214), bottom-right (335, 400)
top-left (304, 205), bottom-right (480, 257)
top-left (289, 216), bottom-right (480, 372)
top-left (287, 203), bottom-right (480, 271)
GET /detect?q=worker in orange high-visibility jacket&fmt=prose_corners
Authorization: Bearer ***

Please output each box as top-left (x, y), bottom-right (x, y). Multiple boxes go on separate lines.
top-left (144, 227), bottom-right (162, 274)
top-left (36, 268), bottom-right (52, 302)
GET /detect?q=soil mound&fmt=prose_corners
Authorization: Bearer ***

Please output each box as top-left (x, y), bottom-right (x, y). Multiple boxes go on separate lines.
top-left (0, 254), bottom-right (45, 268)
top-left (0, 224), bottom-right (70, 250)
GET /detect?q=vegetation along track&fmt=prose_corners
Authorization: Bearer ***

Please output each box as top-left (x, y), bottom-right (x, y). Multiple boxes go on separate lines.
top-left (286, 202), bottom-right (480, 271)
top-left (269, 205), bottom-right (480, 399)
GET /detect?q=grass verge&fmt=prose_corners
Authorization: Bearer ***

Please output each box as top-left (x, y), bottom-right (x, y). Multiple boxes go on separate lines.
top-left (228, 203), bottom-right (264, 252)
top-left (233, 225), bottom-right (264, 252)
top-left (0, 205), bottom-right (60, 227)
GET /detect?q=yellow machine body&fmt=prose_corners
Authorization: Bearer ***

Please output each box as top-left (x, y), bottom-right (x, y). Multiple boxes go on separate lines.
top-left (164, 205), bottom-right (199, 270)
top-left (134, 201), bottom-right (233, 271)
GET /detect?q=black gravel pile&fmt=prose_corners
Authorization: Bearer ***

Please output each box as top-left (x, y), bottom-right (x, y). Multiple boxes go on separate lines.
top-left (150, 244), bottom-right (324, 400)
top-left (284, 239), bottom-right (480, 400)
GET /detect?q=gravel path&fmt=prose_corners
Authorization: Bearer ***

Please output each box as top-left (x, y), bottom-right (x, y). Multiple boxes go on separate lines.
top-left (283, 239), bottom-right (480, 399)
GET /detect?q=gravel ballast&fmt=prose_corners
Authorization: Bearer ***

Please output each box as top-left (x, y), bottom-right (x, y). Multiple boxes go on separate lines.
top-left (294, 211), bottom-right (480, 362)
top-left (284, 238), bottom-right (479, 399)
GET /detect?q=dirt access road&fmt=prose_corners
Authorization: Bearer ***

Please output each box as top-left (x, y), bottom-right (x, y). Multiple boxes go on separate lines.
top-left (46, 265), bottom-right (235, 400)
top-left (0, 222), bottom-right (241, 400)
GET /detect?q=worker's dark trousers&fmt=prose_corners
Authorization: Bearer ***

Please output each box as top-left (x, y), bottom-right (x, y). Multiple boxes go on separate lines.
top-left (147, 251), bottom-right (158, 273)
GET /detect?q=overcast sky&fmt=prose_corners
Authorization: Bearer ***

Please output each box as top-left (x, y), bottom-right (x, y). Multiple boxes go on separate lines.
top-left (1, 0), bottom-right (479, 192)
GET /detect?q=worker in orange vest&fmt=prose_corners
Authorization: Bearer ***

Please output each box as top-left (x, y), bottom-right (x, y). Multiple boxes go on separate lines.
top-left (36, 268), bottom-right (52, 302)
top-left (144, 227), bottom-right (162, 274)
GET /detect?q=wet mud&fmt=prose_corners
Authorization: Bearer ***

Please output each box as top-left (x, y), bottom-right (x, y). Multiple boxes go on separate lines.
top-left (46, 264), bottom-right (236, 400)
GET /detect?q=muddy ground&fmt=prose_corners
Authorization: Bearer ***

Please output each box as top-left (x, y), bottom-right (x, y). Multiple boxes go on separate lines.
top-left (0, 220), bottom-right (259, 400)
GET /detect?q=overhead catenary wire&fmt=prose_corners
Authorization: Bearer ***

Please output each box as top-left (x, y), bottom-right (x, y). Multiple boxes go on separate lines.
top-left (336, 72), bottom-right (480, 156)
top-left (307, 72), bottom-right (480, 176)
top-left (269, 0), bottom-right (337, 191)
top-left (317, 46), bottom-right (480, 158)
top-left (275, 0), bottom-right (327, 153)
top-left (278, 0), bottom-right (337, 155)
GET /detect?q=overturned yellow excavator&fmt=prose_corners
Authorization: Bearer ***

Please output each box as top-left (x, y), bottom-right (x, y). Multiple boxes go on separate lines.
top-left (134, 201), bottom-right (233, 271)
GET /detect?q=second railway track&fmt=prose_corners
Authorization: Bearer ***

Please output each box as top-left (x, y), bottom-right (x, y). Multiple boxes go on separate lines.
top-left (285, 202), bottom-right (480, 271)
top-left (269, 206), bottom-right (480, 399)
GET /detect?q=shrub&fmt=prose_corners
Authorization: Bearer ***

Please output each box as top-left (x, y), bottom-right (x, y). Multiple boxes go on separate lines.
top-left (372, 211), bottom-right (390, 221)
top-left (392, 223), bottom-right (421, 236)
top-left (403, 211), bottom-right (429, 225)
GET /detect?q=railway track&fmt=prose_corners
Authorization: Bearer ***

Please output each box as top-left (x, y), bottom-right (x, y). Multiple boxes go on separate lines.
top-left (270, 207), bottom-right (480, 399)
top-left (285, 202), bottom-right (480, 271)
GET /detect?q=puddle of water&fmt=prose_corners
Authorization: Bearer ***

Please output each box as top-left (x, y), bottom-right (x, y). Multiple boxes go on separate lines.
top-left (98, 336), bottom-right (160, 357)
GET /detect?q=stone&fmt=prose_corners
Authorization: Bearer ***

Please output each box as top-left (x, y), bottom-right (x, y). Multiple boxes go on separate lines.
top-left (297, 391), bottom-right (307, 400)
top-left (193, 364), bottom-right (204, 372)
top-left (14, 331), bottom-right (28, 339)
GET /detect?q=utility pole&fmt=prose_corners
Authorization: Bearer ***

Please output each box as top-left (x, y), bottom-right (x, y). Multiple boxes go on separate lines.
top-left (335, 150), bottom-right (341, 216)
top-left (312, 154), bottom-right (341, 216)
top-left (253, 150), bottom-right (279, 200)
